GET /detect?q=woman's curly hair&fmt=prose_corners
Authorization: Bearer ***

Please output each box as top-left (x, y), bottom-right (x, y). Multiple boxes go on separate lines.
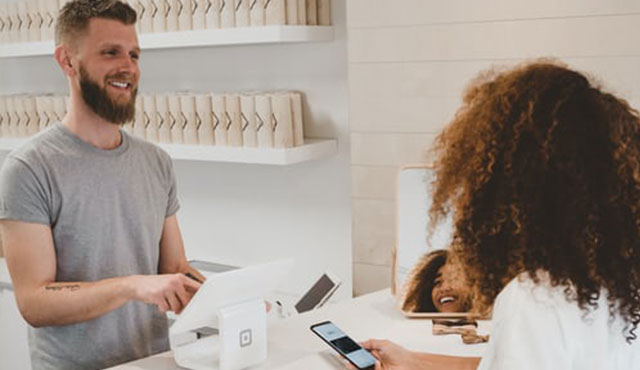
top-left (401, 249), bottom-right (448, 312)
top-left (429, 61), bottom-right (640, 341)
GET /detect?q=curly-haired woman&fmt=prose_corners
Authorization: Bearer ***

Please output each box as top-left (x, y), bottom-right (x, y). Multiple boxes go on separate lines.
top-left (402, 249), bottom-right (471, 313)
top-left (359, 62), bottom-right (640, 370)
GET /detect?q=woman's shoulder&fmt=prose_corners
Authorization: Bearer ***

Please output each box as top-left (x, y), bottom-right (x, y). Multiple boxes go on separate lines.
top-left (493, 271), bottom-right (582, 318)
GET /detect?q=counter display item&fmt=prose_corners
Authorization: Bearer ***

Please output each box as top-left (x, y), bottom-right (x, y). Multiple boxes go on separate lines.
top-left (167, 94), bottom-right (185, 144)
top-left (39, 0), bottom-right (56, 40)
top-left (317, 0), bottom-right (330, 25)
top-left (225, 94), bottom-right (243, 147)
top-left (152, 0), bottom-right (168, 33)
top-left (0, 0), bottom-right (332, 44)
top-left (136, 0), bottom-right (153, 33)
top-left (0, 97), bottom-right (7, 137)
top-left (249, 0), bottom-right (265, 27)
top-left (179, 94), bottom-right (199, 145)
top-left (178, 0), bottom-right (194, 31)
top-left (166, 0), bottom-right (180, 31)
top-left (211, 93), bottom-right (228, 146)
top-left (204, 0), bottom-right (221, 28)
top-left (22, 95), bottom-right (38, 136)
top-left (155, 94), bottom-right (172, 143)
top-left (220, 0), bottom-right (236, 28)
top-left (271, 93), bottom-right (293, 148)
top-left (193, 0), bottom-right (207, 30)
top-left (143, 94), bottom-right (160, 143)
top-left (285, 0), bottom-right (298, 25)
top-left (265, 0), bottom-right (285, 25)
top-left (12, 95), bottom-right (25, 137)
top-left (240, 94), bottom-right (257, 147)
top-left (17, 0), bottom-right (28, 42)
top-left (195, 94), bottom-right (214, 145)
top-left (296, 0), bottom-right (306, 25)
top-left (35, 95), bottom-right (52, 132)
top-left (133, 97), bottom-right (146, 138)
top-left (0, 94), bottom-right (59, 138)
top-left (0, 91), bottom-right (307, 149)
top-left (235, 0), bottom-right (250, 28)
top-left (27, 0), bottom-right (41, 41)
top-left (305, 0), bottom-right (317, 25)
top-left (254, 93), bottom-right (274, 148)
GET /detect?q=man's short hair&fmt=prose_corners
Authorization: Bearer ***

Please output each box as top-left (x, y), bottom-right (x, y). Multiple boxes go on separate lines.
top-left (55, 0), bottom-right (137, 46)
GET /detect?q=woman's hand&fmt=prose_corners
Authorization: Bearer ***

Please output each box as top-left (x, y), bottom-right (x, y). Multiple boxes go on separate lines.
top-left (345, 339), bottom-right (480, 370)
top-left (360, 339), bottom-right (419, 370)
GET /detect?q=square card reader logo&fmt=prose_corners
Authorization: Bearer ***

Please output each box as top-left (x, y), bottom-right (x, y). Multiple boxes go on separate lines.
top-left (239, 329), bottom-right (252, 347)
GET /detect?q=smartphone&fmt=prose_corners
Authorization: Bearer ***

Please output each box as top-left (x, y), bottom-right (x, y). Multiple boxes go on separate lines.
top-left (310, 321), bottom-right (377, 370)
top-left (295, 272), bottom-right (341, 313)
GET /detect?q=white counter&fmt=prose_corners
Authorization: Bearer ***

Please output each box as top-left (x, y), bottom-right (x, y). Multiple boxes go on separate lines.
top-left (108, 290), bottom-right (490, 370)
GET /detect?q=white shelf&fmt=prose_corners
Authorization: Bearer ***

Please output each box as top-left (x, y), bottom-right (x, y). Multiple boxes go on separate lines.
top-left (163, 139), bottom-right (337, 164)
top-left (0, 137), bottom-right (337, 165)
top-left (0, 25), bottom-right (334, 58)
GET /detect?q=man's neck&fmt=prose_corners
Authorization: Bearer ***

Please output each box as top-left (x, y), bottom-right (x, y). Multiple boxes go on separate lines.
top-left (62, 94), bottom-right (123, 150)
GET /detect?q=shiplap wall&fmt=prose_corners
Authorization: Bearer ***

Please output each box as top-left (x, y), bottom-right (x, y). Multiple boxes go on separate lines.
top-left (347, 0), bottom-right (640, 295)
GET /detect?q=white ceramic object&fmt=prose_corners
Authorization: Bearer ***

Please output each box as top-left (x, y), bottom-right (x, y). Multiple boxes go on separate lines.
top-left (143, 94), bottom-right (159, 142)
top-left (271, 93), bottom-right (293, 148)
top-left (305, 0), bottom-right (317, 25)
top-left (264, 0), bottom-right (285, 25)
top-left (290, 92), bottom-right (304, 146)
top-left (180, 94), bottom-right (199, 145)
top-left (155, 94), bottom-right (172, 143)
top-left (211, 93), bottom-right (227, 146)
top-left (195, 94), bottom-right (214, 145)
top-left (225, 94), bottom-right (243, 147)
top-left (168, 94), bottom-right (185, 144)
top-left (235, 0), bottom-right (249, 27)
top-left (240, 94), bottom-right (257, 147)
top-left (254, 94), bottom-right (273, 148)
top-left (248, 0), bottom-right (264, 26)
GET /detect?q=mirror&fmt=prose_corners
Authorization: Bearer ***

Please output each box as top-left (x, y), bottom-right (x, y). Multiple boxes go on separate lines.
top-left (393, 165), bottom-right (473, 318)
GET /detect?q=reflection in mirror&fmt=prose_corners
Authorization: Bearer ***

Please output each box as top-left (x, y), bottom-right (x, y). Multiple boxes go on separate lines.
top-left (395, 166), bottom-right (471, 315)
top-left (401, 249), bottom-right (471, 313)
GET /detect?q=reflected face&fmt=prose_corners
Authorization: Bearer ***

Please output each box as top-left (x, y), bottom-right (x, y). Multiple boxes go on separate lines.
top-left (431, 263), bottom-right (469, 313)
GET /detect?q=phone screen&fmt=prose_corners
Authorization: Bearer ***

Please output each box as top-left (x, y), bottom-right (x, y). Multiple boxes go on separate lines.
top-left (311, 321), bottom-right (377, 370)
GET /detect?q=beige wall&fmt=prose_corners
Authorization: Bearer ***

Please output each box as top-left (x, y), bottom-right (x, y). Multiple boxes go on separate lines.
top-left (347, 0), bottom-right (640, 295)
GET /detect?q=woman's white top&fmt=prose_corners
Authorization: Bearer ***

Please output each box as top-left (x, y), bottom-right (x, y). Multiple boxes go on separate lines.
top-left (477, 273), bottom-right (640, 370)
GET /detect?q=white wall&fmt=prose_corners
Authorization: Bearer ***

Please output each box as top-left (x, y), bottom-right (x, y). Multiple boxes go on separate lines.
top-left (0, 0), bottom-right (352, 299)
top-left (347, 0), bottom-right (640, 295)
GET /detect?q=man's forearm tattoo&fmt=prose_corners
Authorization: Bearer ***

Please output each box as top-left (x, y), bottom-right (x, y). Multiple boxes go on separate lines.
top-left (45, 284), bottom-right (81, 291)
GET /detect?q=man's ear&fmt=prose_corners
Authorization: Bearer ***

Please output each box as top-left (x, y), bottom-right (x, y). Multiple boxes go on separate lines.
top-left (54, 45), bottom-right (77, 78)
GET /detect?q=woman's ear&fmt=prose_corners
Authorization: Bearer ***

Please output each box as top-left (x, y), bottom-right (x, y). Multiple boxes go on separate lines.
top-left (54, 45), bottom-right (77, 78)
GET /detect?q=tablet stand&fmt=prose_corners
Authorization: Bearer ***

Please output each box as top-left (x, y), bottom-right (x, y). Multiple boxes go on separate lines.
top-left (170, 299), bottom-right (266, 370)
top-left (168, 259), bottom-right (293, 370)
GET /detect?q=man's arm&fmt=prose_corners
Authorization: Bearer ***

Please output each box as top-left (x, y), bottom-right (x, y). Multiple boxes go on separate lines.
top-left (1, 220), bottom-right (200, 328)
top-left (158, 215), bottom-right (206, 282)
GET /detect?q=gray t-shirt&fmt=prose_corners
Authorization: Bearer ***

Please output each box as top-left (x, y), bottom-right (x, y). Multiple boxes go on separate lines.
top-left (0, 123), bottom-right (180, 370)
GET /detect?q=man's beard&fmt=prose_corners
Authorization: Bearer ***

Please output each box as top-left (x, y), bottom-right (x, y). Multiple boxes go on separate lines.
top-left (79, 66), bottom-right (137, 125)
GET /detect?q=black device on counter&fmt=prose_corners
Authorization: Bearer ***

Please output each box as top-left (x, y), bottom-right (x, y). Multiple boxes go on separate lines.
top-left (295, 272), bottom-right (341, 313)
top-left (310, 321), bottom-right (376, 370)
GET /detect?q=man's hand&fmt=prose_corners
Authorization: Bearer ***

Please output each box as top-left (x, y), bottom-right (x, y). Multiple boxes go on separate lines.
top-left (126, 273), bottom-right (201, 314)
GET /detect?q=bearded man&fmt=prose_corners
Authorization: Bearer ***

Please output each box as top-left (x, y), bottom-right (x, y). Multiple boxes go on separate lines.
top-left (0, 1), bottom-right (204, 369)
